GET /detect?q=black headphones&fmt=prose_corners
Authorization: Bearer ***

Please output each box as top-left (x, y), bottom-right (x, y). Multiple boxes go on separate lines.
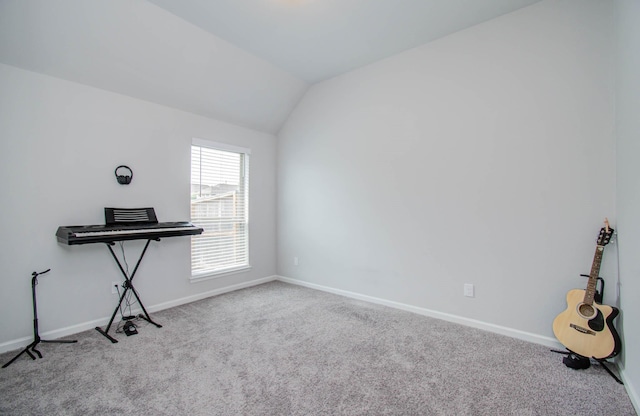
top-left (115, 165), bottom-right (133, 185)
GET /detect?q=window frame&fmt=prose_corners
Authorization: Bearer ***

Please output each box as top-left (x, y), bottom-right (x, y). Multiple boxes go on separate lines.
top-left (190, 138), bottom-right (251, 281)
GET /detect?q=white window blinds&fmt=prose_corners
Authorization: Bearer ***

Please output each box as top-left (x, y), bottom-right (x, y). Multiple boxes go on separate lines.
top-left (190, 140), bottom-right (250, 278)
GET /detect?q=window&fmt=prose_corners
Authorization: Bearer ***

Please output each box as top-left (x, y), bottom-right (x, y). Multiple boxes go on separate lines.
top-left (190, 139), bottom-right (250, 278)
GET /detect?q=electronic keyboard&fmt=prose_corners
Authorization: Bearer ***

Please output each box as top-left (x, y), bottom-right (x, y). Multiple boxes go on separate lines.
top-left (56, 222), bottom-right (203, 245)
top-left (57, 208), bottom-right (203, 343)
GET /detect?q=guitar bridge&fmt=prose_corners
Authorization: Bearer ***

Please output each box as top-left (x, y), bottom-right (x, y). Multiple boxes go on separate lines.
top-left (570, 323), bottom-right (596, 336)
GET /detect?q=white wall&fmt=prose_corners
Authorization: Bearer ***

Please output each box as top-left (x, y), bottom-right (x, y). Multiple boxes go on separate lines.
top-left (0, 63), bottom-right (277, 348)
top-left (278, 0), bottom-right (615, 341)
top-left (615, 0), bottom-right (640, 409)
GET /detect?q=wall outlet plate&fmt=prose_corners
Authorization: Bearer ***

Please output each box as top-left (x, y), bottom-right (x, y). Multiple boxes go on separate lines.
top-left (464, 283), bottom-right (474, 298)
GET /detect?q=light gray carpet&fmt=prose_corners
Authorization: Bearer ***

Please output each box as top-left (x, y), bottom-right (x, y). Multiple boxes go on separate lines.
top-left (0, 281), bottom-right (635, 415)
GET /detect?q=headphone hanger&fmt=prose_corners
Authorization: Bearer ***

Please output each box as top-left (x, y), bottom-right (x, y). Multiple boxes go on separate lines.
top-left (115, 165), bottom-right (133, 185)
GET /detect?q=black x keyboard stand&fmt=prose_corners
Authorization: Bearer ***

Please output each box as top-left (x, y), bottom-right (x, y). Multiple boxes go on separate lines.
top-left (95, 239), bottom-right (162, 343)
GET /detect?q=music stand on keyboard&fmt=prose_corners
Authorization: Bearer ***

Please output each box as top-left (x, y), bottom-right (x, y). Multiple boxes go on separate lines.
top-left (2, 269), bottom-right (77, 368)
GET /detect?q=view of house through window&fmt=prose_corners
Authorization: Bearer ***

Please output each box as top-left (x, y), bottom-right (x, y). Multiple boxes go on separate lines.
top-left (190, 139), bottom-right (250, 278)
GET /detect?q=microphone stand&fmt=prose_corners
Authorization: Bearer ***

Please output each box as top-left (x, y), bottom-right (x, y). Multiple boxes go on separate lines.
top-left (2, 269), bottom-right (77, 369)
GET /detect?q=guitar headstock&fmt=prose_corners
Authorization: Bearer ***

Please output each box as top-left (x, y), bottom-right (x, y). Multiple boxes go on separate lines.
top-left (597, 218), bottom-right (615, 247)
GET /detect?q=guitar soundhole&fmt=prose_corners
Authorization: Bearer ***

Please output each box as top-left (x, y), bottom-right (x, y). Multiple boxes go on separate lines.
top-left (578, 303), bottom-right (596, 319)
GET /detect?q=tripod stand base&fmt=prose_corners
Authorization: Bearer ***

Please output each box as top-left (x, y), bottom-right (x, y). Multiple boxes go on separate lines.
top-left (2, 269), bottom-right (78, 369)
top-left (2, 338), bottom-right (78, 369)
top-left (550, 349), bottom-right (623, 385)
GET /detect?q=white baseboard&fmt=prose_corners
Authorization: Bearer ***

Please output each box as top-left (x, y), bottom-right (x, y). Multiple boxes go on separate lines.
top-left (276, 275), bottom-right (563, 350)
top-left (146, 275), bottom-right (277, 313)
top-left (0, 275), bottom-right (278, 354)
top-left (618, 366), bottom-right (640, 415)
top-left (0, 316), bottom-right (110, 355)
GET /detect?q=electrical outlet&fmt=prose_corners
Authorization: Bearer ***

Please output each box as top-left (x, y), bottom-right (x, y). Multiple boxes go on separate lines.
top-left (294, 257), bottom-right (299, 266)
top-left (111, 281), bottom-right (121, 294)
top-left (464, 283), bottom-right (474, 298)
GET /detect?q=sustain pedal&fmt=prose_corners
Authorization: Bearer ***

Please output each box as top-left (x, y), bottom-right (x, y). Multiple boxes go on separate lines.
top-left (123, 321), bottom-right (138, 336)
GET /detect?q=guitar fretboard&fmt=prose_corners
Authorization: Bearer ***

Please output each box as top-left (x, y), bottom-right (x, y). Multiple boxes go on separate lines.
top-left (583, 245), bottom-right (604, 305)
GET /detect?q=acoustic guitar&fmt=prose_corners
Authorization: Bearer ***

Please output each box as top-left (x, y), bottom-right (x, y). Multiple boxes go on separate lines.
top-left (552, 219), bottom-right (621, 360)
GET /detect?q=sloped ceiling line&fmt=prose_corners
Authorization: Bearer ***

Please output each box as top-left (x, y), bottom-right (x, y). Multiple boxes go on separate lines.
top-left (0, 0), bottom-right (540, 134)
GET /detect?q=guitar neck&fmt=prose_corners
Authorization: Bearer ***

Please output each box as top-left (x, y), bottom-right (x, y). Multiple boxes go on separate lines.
top-left (583, 245), bottom-right (604, 305)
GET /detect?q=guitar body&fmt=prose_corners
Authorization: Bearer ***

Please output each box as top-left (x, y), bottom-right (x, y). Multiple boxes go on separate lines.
top-left (553, 288), bottom-right (621, 359)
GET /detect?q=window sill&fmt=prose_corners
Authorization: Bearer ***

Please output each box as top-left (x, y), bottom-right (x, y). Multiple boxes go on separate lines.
top-left (190, 265), bottom-right (252, 283)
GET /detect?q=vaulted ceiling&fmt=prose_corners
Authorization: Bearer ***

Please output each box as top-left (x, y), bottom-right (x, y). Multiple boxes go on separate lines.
top-left (0, 0), bottom-right (541, 134)
top-left (148, 0), bottom-right (541, 83)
